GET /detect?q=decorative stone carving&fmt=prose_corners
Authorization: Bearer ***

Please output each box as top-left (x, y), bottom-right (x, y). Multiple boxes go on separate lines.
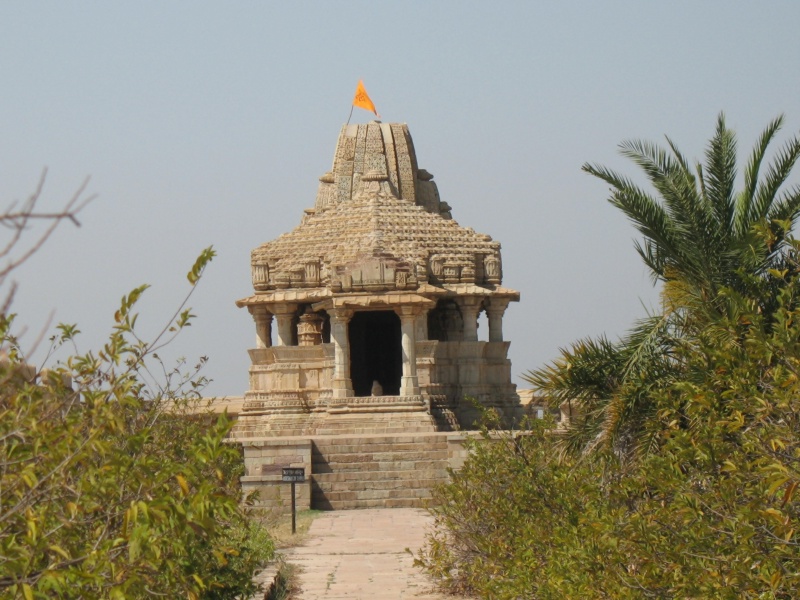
top-left (290, 268), bottom-right (304, 287)
top-left (304, 261), bottom-right (320, 286)
top-left (461, 264), bottom-right (476, 284)
top-left (484, 256), bottom-right (501, 284)
top-left (252, 263), bottom-right (270, 290)
top-left (443, 261), bottom-right (460, 283)
top-left (235, 121), bottom-right (522, 440)
top-left (430, 256), bottom-right (444, 278)
top-left (301, 208), bottom-right (315, 224)
top-left (395, 270), bottom-right (408, 290)
top-left (475, 253), bottom-right (485, 282)
top-left (297, 312), bottom-right (323, 346)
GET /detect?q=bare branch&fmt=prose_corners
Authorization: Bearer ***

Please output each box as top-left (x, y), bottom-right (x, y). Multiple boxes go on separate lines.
top-left (0, 169), bottom-right (94, 285)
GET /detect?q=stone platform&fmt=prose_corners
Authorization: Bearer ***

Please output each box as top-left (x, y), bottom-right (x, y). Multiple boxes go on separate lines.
top-left (240, 431), bottom-right (474, 512)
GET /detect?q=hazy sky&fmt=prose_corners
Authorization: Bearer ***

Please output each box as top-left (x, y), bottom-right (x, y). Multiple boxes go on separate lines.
top-left (3, 2), bottom-right (799, 397)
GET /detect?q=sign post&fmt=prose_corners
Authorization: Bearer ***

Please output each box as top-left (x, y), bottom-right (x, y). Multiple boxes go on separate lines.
top-left (281, 467), bottom-right (306, 534)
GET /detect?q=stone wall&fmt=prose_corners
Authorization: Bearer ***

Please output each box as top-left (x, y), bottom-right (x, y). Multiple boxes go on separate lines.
top-left (239, 438), bottom-right (313, 510)
top-left (417, 340), bottom-right (521, 428)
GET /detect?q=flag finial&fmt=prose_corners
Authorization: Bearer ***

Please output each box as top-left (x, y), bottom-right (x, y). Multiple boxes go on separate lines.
top-left (352, 80), bottom-right (380, 118)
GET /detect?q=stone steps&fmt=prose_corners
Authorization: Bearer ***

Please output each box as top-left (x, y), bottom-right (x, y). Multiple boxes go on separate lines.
top-left (313, 424), bottom-right (436, 435)
top-left (310, 435), bottom-right (450, 510)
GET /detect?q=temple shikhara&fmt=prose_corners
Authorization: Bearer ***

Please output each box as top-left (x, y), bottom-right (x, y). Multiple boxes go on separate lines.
top-left (232, 122), bottom-right (523, 510)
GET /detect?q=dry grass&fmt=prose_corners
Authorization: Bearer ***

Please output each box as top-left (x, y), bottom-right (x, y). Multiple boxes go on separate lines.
top-left (264, 559), bottom-right (301, 600)
top-left (260, 508), bottom-right (325, 549)
top-left (254, 509), bottom-right (325, 598)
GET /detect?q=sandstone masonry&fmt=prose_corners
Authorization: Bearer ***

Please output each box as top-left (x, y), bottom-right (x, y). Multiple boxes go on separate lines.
top-left (232, 122), bottom-right (522, 510)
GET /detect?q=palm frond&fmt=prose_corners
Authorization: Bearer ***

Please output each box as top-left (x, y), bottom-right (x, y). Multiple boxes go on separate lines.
top-left (620, 138), bottom-right (712, 243)
top-left (584, 162), bottom-right (693, 281)
top-left (618, 139), bottom-right (689, 206)
top-left (749, 134), bottom-right (800, 228)
top-left (634, 239), bottom-right (664, 284)
top-left (766, 185), bottom-right (800, 247)
top-left (702, 113), bottom-right (737, 233)
top-left (524, 336), bottom-right (630, 454)
top-left (523, 335), bottom-right (625, 405)
top-left (620, 313), bottom-right (676, 380)
top-left (734, 115), bottom-right (784, 236)
top-left (554, 114), bottom-right (800, 460)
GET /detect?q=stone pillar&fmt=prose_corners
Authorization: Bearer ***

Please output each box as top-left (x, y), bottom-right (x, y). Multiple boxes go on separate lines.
top-left (486, 299), bottom-right (510, 343)
top-left (297, 312), bottom-right (323, 346)
top-left (397, 306), bottom-right (420, 396)
top-left (458, 298), bottom-right (482, 342)
top-left (271, 303), bottom-right (297, 346)
top-left (415, 309), bottom-right (429, 342)
top-left (249, 306), bottom-right (273, 349)
top-left (330, 308), bottom-right (354, 399)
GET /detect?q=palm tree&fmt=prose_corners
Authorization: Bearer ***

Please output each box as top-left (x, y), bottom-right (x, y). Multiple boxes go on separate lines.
top-left (528, 114), bottom-right (800, 456)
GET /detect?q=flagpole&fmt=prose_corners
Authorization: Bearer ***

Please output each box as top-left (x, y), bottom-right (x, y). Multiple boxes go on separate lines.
top-left (346, 105), bottom-right (354, 126)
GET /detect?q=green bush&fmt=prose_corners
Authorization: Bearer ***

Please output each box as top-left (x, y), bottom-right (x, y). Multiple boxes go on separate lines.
top-left (0, 247), bottom-right (274, 599)
top-left (419, 282), bottom-right (800, 599)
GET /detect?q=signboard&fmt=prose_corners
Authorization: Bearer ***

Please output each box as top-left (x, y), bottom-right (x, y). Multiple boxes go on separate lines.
top-left (282, 467), bottom-right (306, 483)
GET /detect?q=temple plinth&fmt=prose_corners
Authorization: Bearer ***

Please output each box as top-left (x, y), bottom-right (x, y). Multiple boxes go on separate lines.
top-left (233, 122), bottom-right (521, 439)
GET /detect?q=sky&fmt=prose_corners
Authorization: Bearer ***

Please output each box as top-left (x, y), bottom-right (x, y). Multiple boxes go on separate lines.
top-left (2, 1), bottom-right (799, 397)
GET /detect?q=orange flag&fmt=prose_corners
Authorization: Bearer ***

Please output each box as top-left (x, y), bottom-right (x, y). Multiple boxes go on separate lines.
top-left (352, 80), bottom-right (380, 117)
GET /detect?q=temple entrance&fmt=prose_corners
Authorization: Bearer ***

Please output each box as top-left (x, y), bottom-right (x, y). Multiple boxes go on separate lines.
top-left (349, 311), bottom-right (402, 397)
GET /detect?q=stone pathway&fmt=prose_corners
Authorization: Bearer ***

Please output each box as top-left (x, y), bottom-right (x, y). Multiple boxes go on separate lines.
top-left (279, 508), bottom-right (463, 599)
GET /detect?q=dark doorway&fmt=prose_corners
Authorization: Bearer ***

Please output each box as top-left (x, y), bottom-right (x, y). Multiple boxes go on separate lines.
top-left (349, 311), bottom-right (402, 396)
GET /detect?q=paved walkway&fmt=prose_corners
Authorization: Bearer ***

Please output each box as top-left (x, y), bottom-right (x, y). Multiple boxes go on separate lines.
top-left (280, 508), bottom-right (463, 599)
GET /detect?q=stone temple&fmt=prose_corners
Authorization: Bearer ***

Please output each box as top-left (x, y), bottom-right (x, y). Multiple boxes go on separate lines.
top-left (232, 122), bottom-right (522, 510)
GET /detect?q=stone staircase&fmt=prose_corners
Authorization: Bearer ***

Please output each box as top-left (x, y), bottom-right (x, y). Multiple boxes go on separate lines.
top-left (310, 434), bottom-right (450, 510)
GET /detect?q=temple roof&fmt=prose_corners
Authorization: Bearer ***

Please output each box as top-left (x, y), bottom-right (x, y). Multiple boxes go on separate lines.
top-left (245, 122), bottom-right (517, 301)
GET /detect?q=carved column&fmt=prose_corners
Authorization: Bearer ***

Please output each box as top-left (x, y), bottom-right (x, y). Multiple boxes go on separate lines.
top-left (415, 309), bottom-right (429, 342)
top-left (486, 298), bottom-right (511, 342)
top-left (397, 306), bottom-right (420, 396)
top-left (297, 312), bottom-right (323, 346)
top-left (271, 303), bottom-right (297, 346)
top-left (330, 308), bottom-right (354, 399)
top-left (249, 306), bottom-right (273, 349)
top-left (458, 298), bottom-right (483, 342)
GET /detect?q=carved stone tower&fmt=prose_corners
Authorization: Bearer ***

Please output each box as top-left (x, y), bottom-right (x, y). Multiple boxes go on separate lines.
top-left (234, 122), bottom-right (520, 438)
